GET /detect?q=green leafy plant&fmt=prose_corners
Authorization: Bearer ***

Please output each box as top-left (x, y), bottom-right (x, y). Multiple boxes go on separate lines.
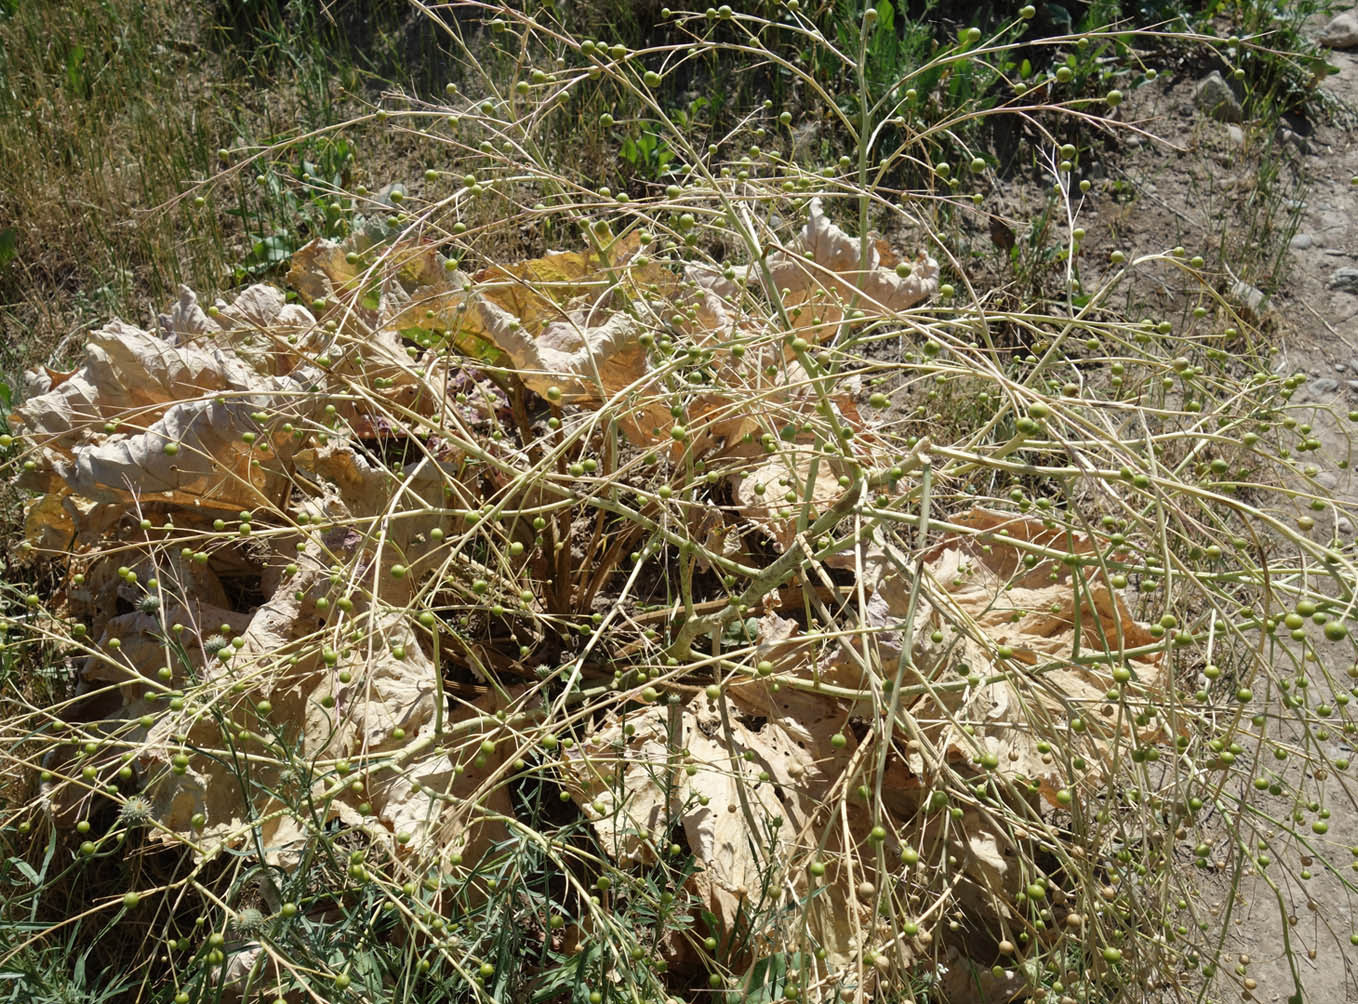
top-left (1198, 0), bottom-right (1346, 121)
top-left (233, 137), bottom-right (356, 279)
top-left (619, 124), bottom-right (680, 180)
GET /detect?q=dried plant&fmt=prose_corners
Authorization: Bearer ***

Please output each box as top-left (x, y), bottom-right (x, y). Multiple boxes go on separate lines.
top-left (2, 5), bottom-right (1356, 1004)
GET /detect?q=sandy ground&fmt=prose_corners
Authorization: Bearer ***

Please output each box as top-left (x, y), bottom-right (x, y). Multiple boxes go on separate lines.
top-left (957, 21), bottom-right (1358, 1002)
top-left (1117, 28), bottom-right (1358, 1004)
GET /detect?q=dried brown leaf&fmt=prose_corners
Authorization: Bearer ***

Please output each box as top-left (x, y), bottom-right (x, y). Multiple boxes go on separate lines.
top-left (766, 198), bottom-right (939, 334)
top-left (871, 509), bottom-right (1168, 803)
top-left (562, 682), bottom-right (900, 978)
top-left (733, 446), bottom-right (847, 546)
top-left (16, 323), bottom-right (263, 451)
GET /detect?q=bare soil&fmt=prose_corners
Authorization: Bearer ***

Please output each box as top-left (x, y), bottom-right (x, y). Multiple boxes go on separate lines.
top-left (1102, 28), bottom-right (1358, 1004)
top-left (947, 22), bottom-right (1358, 1003)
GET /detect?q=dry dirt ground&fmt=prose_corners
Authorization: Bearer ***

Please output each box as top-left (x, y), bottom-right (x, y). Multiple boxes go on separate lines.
top-left (1108, 23), bottom-right (1358, 1004)
top-left (1243, 33), bottom-right (1358, 1002)
top-left (953, 16), bottom-right (1358, 1002)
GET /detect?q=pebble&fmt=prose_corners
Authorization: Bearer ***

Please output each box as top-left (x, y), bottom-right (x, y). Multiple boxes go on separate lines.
top-left (1340, 518), bottom-right (1354, 536)
top-left (1310, 378), bottom-right (1340, 394)
top-left (1227, 124), bottom-right (1244, 145)
top-left (1230, 279), bottom-right (1267, 315)
top-left (1329, 267), bottom-right (1358, 294)
top-left (1336, 361), bottom-right (1347, 373)
top-left (1321, 10), bottom-right (1358, 49)
top-left (1347, 380), bottom-right (1358, 392)
top-left (1194, 71), bottom-right (1244, 123)
top-left (1291, 233), bottom-right (1315, 250)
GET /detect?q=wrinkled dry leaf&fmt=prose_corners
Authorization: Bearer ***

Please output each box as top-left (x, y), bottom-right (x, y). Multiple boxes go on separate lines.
top-left (867, 509), bottom-right (1168, 803)
top-left (765, 197), bottom-right (939, 333)
top-left (129, 541), bottom-right (491, 865)
top-left (693, 509), bottom-right (745, 573)
top-left (12, 306), bottom-right (510, 868)
top-left (327, 232), bottom-right (675, 440)
top-left (23, 492), bottom-right (77, 552)
top-left (16, 323), bottom-right (264, 449)
top-left (160, 284), bottom-right (321, 376)
top-left (13, 318), bottom-right (317, 509)
top-left (561, 704), bottom-right (682, 864)
top-left (964, 822), bottom-right (1012, 901)
top-left (292, 441), bottom-right (468, 586)
top-left (562, 682), bottom-right (900, 975)
top-left (211, 944), bottom-right (273, 1003)
top-left (733, 446), bottom-right (847, 546)
top-left (392, 289), bottom-right (669, 440)
top-left (56, 395), bottom-right (294, 509)
top-left (287, 236), bottom-right (450, 318)
top-left (468, 233), bottom-right (646, 333)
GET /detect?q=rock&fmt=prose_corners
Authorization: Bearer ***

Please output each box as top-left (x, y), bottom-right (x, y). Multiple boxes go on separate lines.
top-left (1229, 278), bottom-right (1267, 315)
top-left (1194, 71), bottom-right (1243, 123)
top-left (1310, 378), bottom-right (1340, 394)
top-left (1281, 129), bottom-right (1310, 155)
top-left (1350, 358), bottom-right (1358, 373)
top-left (1329, 267), bottom-right (1358, 295)
top-left (1337, 362), bottom-right (1347, 373)
top-left (1321, 10), bottom-right (1358, 49)
top-left (1339, 519), bottom-right (1354, 536)
top-left (1227, 124), bottom-right (1244, 145)
top-left (1290, 233), bottom-right (1315, 250)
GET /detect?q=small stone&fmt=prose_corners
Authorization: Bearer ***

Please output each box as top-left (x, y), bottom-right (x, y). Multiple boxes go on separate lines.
top-left (1337, 361), bottom-right (1347, 373)
top-left (1339, 519), bottom-right (1353, 536)
top-left (1281, 129), bottom-right (1309, 155)
top-left (1227, 124), bottom-right (1244, 145)
top-left (1290, 233), bottom-right (1315, 250)
top-left (1194, 71), bottom-right (1243, 123)
top-left (1321, 10), bottom-right (1358, 49)
top-left (1348, 380), bottom-right (1358, 392)
top-left (1230, 279), bottom-right (1267, 315)
top-left (1329, 267), bottom-right (1358, 295)
top-left (1310, 378), bottom-right (1340, 394)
